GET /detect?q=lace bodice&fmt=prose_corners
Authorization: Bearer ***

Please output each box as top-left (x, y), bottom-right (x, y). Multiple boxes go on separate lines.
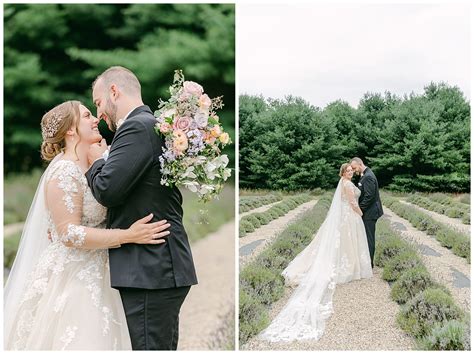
top-left (8, 159), bottom-right (130, 350)
top-left (45, 160), bottom-right (107, 245)
top-left (341, 179), bottom-right (360, 210)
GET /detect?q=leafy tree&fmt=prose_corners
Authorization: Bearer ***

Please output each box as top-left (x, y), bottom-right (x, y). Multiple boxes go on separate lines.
top-left (240, 82), bottom-right (470, 192)
top-left (4, 4), bottom-right (235, 174)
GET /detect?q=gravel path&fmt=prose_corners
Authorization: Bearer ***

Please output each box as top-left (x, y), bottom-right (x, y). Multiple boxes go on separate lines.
top-left (178, 220), bottom-right (235, 350)
top-left (240, 200), bottom-right (283, 219)
top-left (244, 267), bottom-right (415, 350)
top-left (400, 200), bottom-right (470, 235)
top-left (239, 200), bottom-right (318, 267)
top-left (383, 207), bottom-right (470, 311)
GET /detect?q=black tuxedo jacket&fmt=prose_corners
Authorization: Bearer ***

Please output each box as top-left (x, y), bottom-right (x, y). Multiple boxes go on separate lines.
top-left (86, 105), bottom-right (197, 290)
top-left (357, 167), bottom-right (383, 221)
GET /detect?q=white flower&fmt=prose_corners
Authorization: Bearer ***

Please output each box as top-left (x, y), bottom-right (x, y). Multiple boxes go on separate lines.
top-left (194, 109), bottom-right (209, 128)
top-left (199, 184), bottom-right (215, 195)
top-left (212, 155), bottom-right (229, 168)
top-left (204, 161), bottom-right (218, 180)
top-left (182, 166), bottom-right (197, 179)
top-left (183, 180), bottom-right (199, 193)
top-left (222, 168), bottom-right (231, 181)
top-left (161, 108), bottom-right (176, 119)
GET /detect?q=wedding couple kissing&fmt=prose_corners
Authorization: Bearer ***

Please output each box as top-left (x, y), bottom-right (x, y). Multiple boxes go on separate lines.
top-left (4, 66), bottom-right (197, 350)
top-left (260, 158), bottom-right (383, 342)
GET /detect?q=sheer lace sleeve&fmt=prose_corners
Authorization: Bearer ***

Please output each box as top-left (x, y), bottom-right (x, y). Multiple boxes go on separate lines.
top-left (45, 160), bottom-right (125, 249)
top-left (343, 180), bottom-right (363, 216)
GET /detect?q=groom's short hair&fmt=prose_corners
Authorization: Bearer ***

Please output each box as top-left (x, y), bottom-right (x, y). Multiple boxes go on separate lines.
top-left (93, 66), bottom-right (141, 97)
top-left (351, 157), bottom-right (364, 165)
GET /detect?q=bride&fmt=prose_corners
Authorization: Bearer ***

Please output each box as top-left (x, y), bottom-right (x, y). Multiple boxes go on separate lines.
top-left (4, 101), bottom-right (171, 350)
top-left (260, 163), bottom-right (373, 342)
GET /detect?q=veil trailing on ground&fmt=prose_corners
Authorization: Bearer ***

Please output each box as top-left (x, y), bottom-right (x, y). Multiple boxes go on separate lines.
top-left (260, 178), bottom-right (344, 342)
top-left (4, 153), bottom-right (63, 345)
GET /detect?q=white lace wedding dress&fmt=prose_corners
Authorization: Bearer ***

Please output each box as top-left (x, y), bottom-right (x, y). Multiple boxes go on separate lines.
top-left (259, 178), bottom-right (372, 342)
top-left (4, 158), bottom-right (131, 350)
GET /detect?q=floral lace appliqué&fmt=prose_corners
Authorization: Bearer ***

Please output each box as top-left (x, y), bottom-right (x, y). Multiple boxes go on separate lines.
top-left (60, 325), bottom-right (78, 350)
top-left (62, 224), bottom-right (87, 247)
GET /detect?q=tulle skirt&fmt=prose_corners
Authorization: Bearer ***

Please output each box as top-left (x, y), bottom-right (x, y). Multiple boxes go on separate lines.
top-left (260, 206), bottom-right (372, 342)
top-left (5, 243), bottom-right (131, 350)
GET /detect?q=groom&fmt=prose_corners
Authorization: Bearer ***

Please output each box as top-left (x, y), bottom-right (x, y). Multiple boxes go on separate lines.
top-left (86, 66), bottom-right (197, 350)
top-left (350, 157), bottom-right (383, 268)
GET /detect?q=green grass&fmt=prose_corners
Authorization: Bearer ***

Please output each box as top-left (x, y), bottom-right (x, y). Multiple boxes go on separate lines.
top-left (4, 231), bottom-right (22, 269)
top-left (182, 185), bottom-right (235, 243)
top-left (4, 169), bottom-right (44, 225)
top-left (459, 194), bottom-right (470, 205)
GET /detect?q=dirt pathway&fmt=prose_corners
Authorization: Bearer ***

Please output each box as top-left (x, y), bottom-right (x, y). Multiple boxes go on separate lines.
top-left (178, 220), bottom-right (235, 350)
top-left (239, 200), bottom-right (318, 267)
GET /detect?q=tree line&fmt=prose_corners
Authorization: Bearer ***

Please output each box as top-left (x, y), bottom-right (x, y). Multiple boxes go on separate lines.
top-left (239, 83), bottom-right (470, 192)
top-left (4, 3), bottom-right (235, 174)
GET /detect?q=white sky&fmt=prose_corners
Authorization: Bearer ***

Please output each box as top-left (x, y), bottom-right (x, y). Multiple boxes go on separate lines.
top-left (238, 3), bottom-right (471, 108)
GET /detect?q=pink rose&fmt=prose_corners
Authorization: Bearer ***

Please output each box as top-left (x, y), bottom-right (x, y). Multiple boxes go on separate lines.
top-left (199, 94), bottom-right (212, 110)
top-left (159, 122), bottom-right (172, 134)
top-left (173, 116), bottom-right (192, 132)
top-left (183, 81), bottom-right (203, 96)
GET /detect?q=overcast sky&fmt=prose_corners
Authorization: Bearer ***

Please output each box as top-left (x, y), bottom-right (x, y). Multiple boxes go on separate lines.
top-left (238, 3), bottom-right (470, 108)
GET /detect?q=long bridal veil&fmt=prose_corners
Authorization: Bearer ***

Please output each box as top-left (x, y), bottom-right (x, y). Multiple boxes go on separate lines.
top-left (4, 153), bottom-right (63, 346)
top-left (260, 178), bottom-right (344, 342)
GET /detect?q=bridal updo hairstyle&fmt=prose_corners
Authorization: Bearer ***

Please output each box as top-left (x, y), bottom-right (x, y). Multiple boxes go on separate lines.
top-left (339, 163), bottom-right (351, 177)
top-left (40, 101), bottom-right (81, 161)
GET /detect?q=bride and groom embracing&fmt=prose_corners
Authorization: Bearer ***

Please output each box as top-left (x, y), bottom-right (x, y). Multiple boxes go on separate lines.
top-left (260, 158), bottom-right (383, 342)
top-left (4, 67), bottom-right (198, 350)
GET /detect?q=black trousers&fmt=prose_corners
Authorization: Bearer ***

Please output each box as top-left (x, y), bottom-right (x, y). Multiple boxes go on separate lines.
top-left (118, 286), bottom-right (191, 350)
top-left (362, 218), bottom-right (377, 268)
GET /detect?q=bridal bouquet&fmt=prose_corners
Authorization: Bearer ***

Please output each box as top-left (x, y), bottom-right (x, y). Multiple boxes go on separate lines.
top-left (155, 70), bottom-right (232, 202)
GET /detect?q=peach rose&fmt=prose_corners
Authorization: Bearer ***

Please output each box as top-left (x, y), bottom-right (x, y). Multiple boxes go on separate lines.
top-left (173, 130), bottom-right (188, 153)
top-left (210, 125), bottom-right (222, 138)
top-left (173, 129), bottom-right (186, 141)
top-left (219, 132), bottom-right (230, 144)
top-left (199, 94), bottom-right (212, 110)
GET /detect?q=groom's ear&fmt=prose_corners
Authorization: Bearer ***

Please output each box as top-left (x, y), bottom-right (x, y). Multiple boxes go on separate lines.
top-left (110, 84), bottom-right (119, 100)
